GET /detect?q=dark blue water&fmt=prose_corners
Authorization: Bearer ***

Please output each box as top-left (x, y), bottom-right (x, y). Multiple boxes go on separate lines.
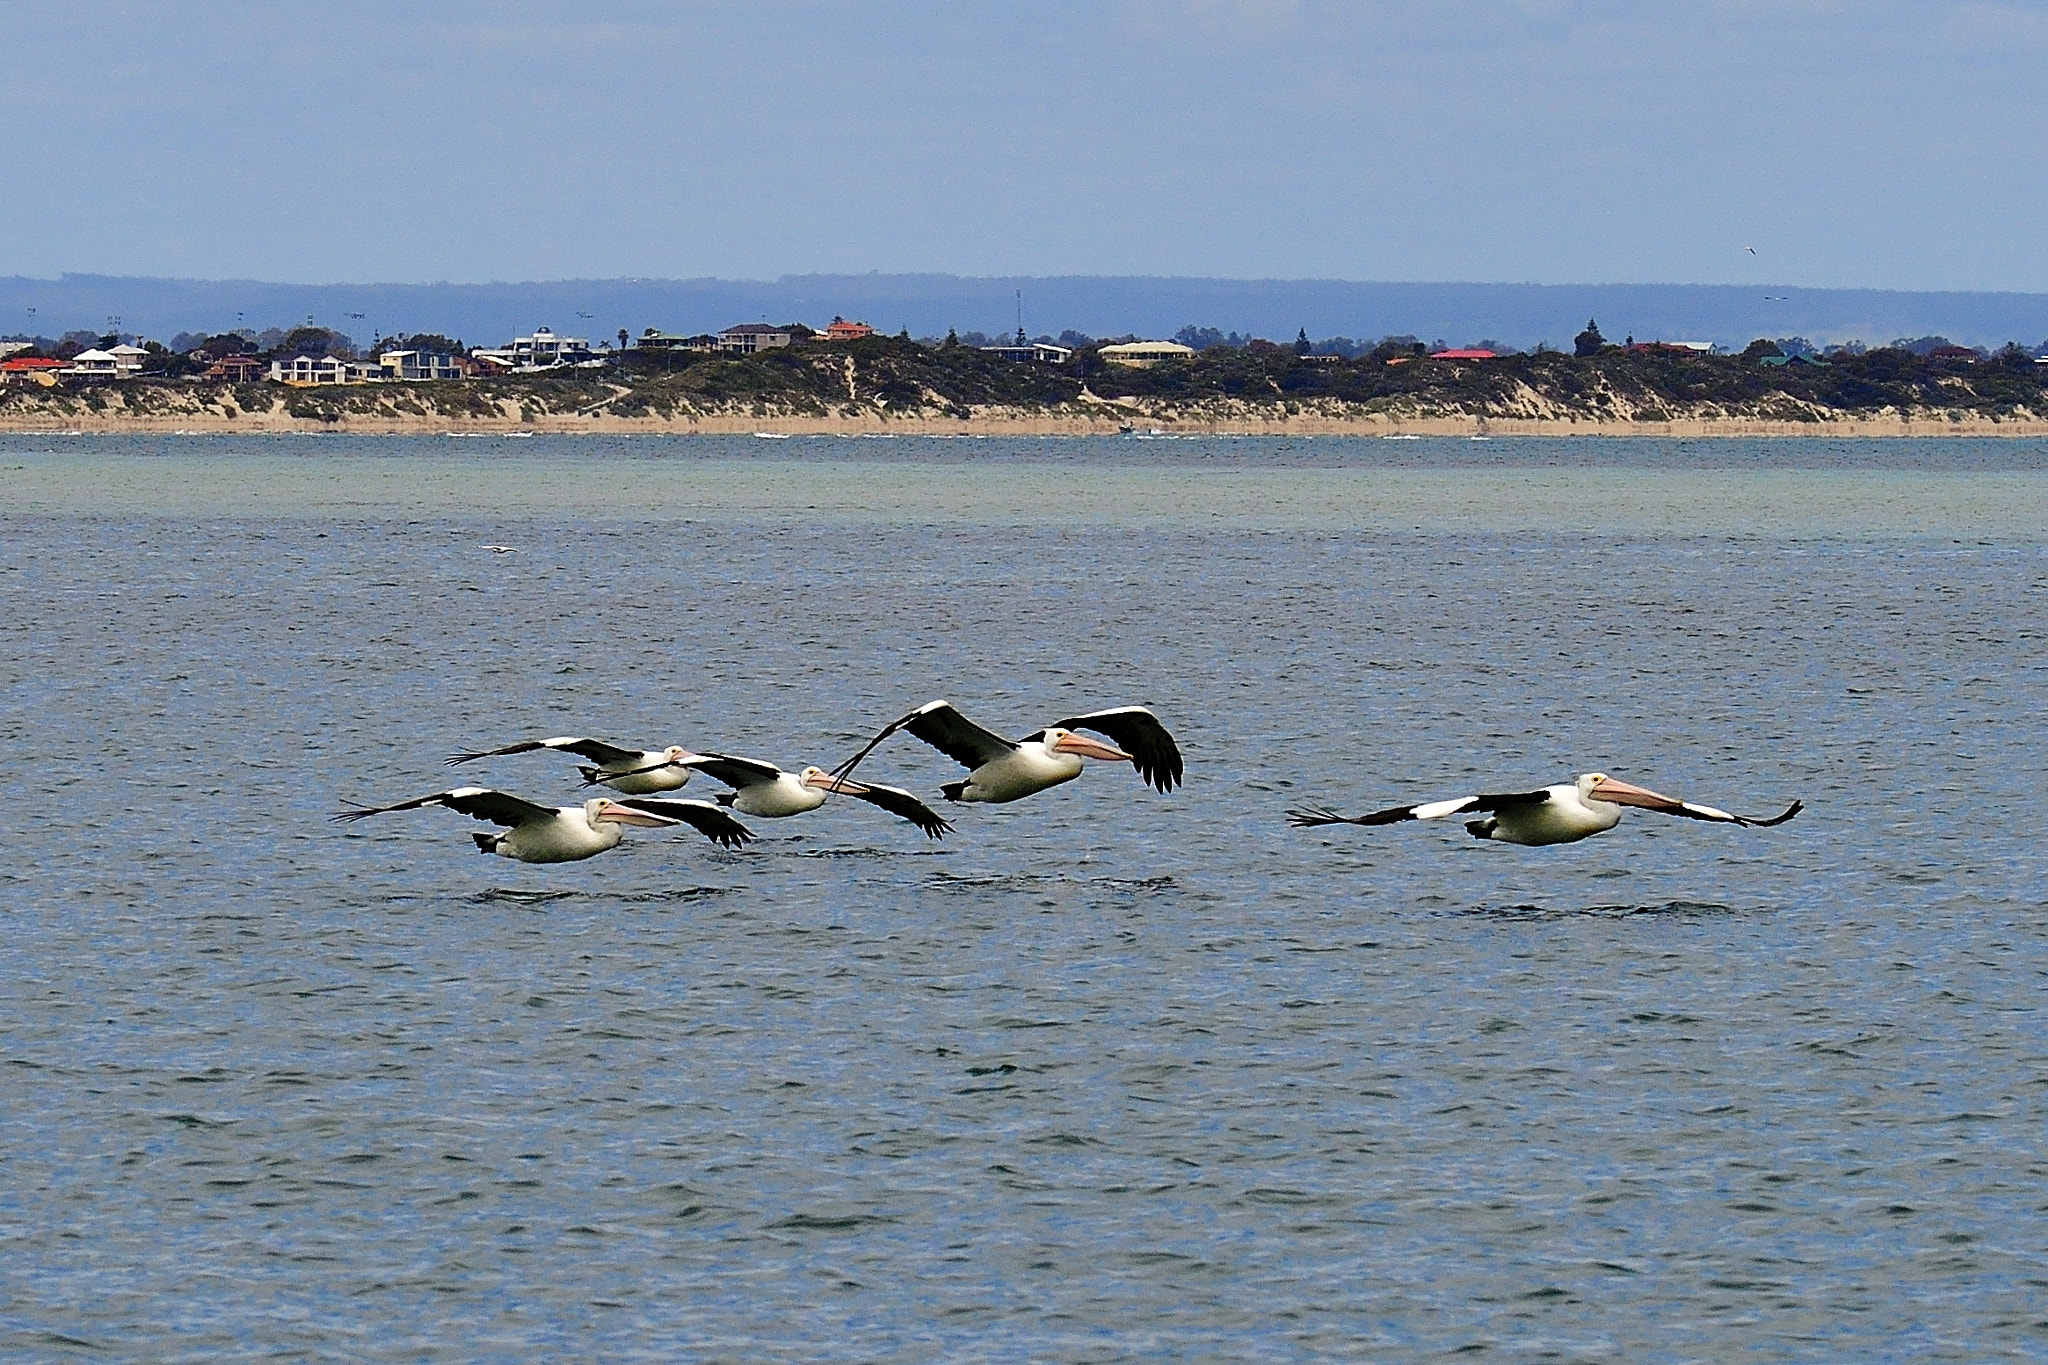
top-left (3, 436), bottom-right (2045, 1361)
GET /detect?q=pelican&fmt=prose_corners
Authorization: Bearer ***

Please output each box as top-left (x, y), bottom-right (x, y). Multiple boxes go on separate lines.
top-left (444, 736), bottom-right (699, 795)
top-left (648, 753), bottom-right (953, 838)
top-left (835, 700), bottom-right (1182, 804)
top-left (1288, 773), bottom-right (1800, 847)
top-left (334, 787), bottom-right (752, 863)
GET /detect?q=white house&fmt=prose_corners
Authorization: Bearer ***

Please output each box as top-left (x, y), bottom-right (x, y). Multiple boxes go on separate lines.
top-left (269, 354), bottom-right (381, 385)
top-left (717, 324), bottom-right (794, 354)
top-left (470, 327), bottom-right (599, 369)
top-left (377, 350), bottom-right (469, 381)
top-left (982, 341), bottom-right (1073, 364)
top-left (1099, 340), bottom-right (1195, 366)
top-left (67, 345), bottom-right (147, 379)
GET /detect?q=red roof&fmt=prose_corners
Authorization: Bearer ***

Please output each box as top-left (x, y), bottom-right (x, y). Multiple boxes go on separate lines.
top-left (1, 356), bottom-right (67, 371)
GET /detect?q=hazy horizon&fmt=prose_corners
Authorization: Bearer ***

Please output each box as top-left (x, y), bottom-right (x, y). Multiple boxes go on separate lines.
top-left (7, 272), bottom-right (2047, 353)
top-left (6, 4), bottom-right (2046, 293)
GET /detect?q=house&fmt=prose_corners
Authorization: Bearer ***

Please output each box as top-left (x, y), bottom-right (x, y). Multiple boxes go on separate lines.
top-left (203, 355), bottom-right (266, 382)
top-left (1099, 340), bottom-right (1196, 366)
top-left (823, 317), bottom-right (875, 341)
top-left (269, 354), bottom-right (381, 385)
top-left (718, 323), bottom-right (795, 354)
top-left (376, 350), bottom-right (470, 381)
top-left (636, 331), bottom-right (720, 352)
top-left (0, 341), bottom-right (33, 361)
top-left (68, 345), bottom-right (146, 379)
top-left (470, 327), bottom-right (599, 369)
top-left (1927, 345), bottom-right (1982, 362)
top-left (1757, 353), bottom-right (1828, 368)
top-left (982, 341), bottom-right (1074, 364)
top-left (0, 356), bottom-right (68, 387)
top-left (1429, 349), bottom-right (1496, 360)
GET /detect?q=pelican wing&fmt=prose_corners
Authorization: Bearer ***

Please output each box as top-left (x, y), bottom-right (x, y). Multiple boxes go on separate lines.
top-left (1050, 706), bottom-right (1184, 793)
top-left (684, 753), bottom-right (785, 789)
top-left (445, 735), bottom-right (641, 767)
top-left (618, 798), bottom-right (756, 849)
top-left (842, 781), bottom-right (954, 839)
top-left (334, 786), bottom-right (554, 828)
top-left (833, 700), bottom-right (1015, 781)
top-left (1640, 795), bottom-right (1805, 827)
top-left (1288, 788), bottom-right (1552, 828)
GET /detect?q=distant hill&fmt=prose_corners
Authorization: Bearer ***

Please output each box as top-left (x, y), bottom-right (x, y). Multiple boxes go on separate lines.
top-left (3, 272), bottom-right (2045, 353)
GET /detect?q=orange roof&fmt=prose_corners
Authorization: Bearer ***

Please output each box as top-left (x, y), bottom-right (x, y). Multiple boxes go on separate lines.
top-left (1, 356), bottom-right (66, 371)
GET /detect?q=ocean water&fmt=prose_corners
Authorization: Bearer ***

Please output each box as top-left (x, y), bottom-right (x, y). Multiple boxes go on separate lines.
top-left (3, 434), bottom-right (2045, 1362)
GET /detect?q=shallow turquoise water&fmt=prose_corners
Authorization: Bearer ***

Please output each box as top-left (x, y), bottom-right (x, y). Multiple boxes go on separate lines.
top-left (2, 435), bottom-right (2045, 1361)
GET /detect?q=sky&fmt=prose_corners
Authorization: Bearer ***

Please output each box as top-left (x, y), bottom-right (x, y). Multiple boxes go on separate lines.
top-left (4, 1), bottom-right (2046, 291)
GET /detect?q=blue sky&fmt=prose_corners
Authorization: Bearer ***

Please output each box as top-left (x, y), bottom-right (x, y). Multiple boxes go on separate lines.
top-left (4, 2), bottom-right (2044, 290)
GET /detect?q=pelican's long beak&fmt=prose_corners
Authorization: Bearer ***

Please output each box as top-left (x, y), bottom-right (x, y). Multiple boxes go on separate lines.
top-left (1589, 777), bottom-right (1681, 810)
top-left (804, 771), bottom-right (870, 795)
top-left (598, 801), bottom-right (682, 829)
top-left (1053, 732), bottom-right (1132, 763)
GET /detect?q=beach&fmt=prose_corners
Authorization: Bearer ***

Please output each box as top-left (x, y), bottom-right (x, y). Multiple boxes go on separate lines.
top-left (6, 392), bottom-right (2048, 438)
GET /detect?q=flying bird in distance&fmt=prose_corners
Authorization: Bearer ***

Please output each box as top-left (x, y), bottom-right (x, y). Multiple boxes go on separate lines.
top-left (445, 736), bottom-right (701, 795)
top-left (1746, 246), bottom-right (1758, 254)
top-left (650, 753), bottom-right (953, 838)
top-left (1288, 773), bottom-right (1800, 848)
top-left (334, 787), bottom-right (752, 863)
top-left (835, 700), bottom-right (1183, 803)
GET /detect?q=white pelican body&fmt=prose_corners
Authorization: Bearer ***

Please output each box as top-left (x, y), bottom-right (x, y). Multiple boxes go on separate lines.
top-left (336, 787), bottom-right (752, 863)
top-left (445, 737), bottom-right (699, 795)
top-left (834, 701), bottom-right (1184, 805)
top-left (946, 736), bottom-right (1099, 803)
top-left (657, 754), bottom-right (952, 838)
top-left (1290, 773), bottom-right (1801, 848)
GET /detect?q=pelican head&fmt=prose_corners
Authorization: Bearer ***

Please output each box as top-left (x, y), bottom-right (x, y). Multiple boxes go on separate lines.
top-left (1584, 774), bottom-right (1678, 809)
top-left (800, 766), bottom-right (869, 795)
top-left (1047, 728), bottom-right (1132, 763)
top-left (588, 798), bottom-right (680, 829)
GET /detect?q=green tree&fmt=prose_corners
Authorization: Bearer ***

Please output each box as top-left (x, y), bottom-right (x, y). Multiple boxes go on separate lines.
top-left (270, 326), bottom-right (354, 359)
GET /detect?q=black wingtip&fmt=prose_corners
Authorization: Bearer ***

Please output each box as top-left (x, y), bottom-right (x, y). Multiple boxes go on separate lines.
top-left (1742, 799), bottom-right (1804, 828)
top-left (1286, 806), bottom-right (1351, 829)
top-left (443, 752), bottom-right (481, 767)
top-left (331, 805), bottom-right (374, 824)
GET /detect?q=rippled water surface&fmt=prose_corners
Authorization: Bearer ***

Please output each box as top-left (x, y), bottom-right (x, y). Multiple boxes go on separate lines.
top-left (4, 435), bottom-right (2046, 1361)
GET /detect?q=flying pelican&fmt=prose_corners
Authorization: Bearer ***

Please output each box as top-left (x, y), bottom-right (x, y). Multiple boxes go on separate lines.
top-left (640, 753), bottom-right (954, 838)
top-left (334, 787), bottom-right (753, 863)
top-left (835, 700), bottom-right (1182, 804)
top-left (444, 736), bottom-right (699, 795)
top-left (1288, 773), bottom-right (1800, 847)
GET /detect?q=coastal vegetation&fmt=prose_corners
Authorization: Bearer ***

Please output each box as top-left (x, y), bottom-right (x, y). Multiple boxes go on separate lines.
top-left (6, 331), bottom-right (2048, 433)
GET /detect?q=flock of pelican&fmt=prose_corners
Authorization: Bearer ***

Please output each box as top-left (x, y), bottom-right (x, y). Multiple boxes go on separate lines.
top-left (336, 698), bottom-right (1802, 864)
top-left (336, 701), bottom-right (1185, 864)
